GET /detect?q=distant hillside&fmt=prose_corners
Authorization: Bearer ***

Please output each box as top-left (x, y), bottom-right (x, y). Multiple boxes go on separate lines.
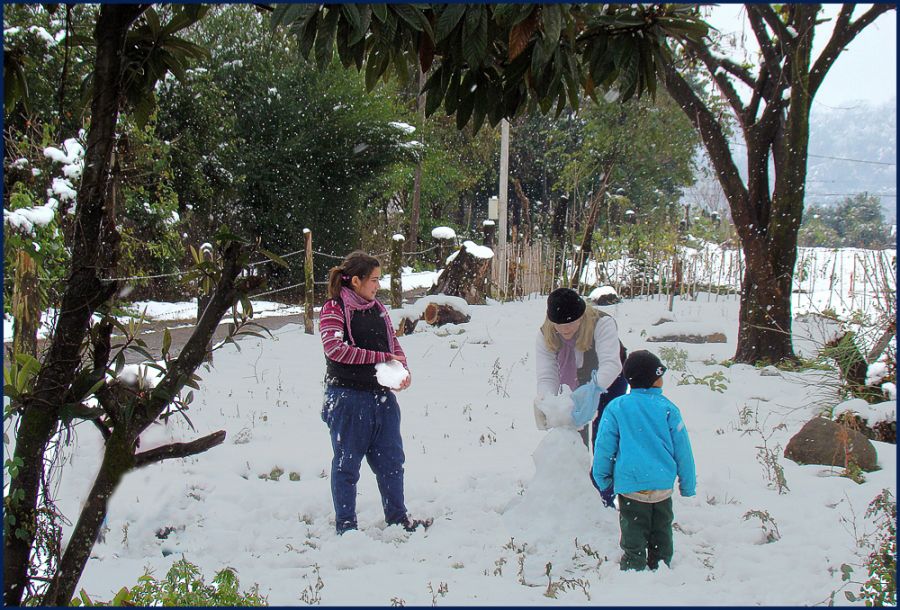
top-left (684, 98), bottom-right (897, 223)
top-left (807, 98), bottom-right (897, 221)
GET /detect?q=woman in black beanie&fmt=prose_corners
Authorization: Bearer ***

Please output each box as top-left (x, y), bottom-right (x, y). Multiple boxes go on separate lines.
top-left (534, 287), bottom-right (628, 449)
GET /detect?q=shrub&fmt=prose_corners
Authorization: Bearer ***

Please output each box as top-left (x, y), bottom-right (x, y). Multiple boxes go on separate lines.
top-left (843, 489), bottom-right (896, 606)
top-left (71, 557), bottom-right (268, 606)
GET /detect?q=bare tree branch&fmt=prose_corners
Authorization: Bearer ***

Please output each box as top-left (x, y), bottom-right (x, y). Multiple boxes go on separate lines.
top-left (685, 39), bottom-right (749, 122)
top-left (662, 63), bottom-right (751, 229)
top-left (716, 56), bottom-right (757, 89)
top-left (134, 431), bottom-right (227, 468)
top-left (746, 6), bottom-right (783, 82)
top-left (754, 3), bottom-right (797, 46)
top-left (809, 4), bottom-right (894, 100)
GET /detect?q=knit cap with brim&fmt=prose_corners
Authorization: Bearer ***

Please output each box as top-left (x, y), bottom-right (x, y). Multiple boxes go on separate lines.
top-left (547, 288), bottom-right (586, 324)
top-left (623, 350), bottom-right (667, 389)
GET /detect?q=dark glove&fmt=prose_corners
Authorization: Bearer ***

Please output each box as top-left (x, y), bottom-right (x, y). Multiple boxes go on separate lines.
top-left (599, 485), bottom-right (615, 508)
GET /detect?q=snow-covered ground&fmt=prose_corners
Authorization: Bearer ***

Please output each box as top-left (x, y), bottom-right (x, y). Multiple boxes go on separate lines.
top-left (18, 293), bottom-right (895, 605)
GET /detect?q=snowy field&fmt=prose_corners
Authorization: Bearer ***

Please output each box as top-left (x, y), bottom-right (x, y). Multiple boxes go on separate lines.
top-left (22, 292), bottom-right (896, 606)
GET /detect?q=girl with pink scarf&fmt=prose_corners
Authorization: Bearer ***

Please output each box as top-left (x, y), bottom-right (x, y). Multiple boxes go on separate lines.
top-left (319, 251), bottom-right (429, 535)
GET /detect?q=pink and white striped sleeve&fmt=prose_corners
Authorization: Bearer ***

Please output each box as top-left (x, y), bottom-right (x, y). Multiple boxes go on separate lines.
top-left (319, 300), bottom-right (391, 365)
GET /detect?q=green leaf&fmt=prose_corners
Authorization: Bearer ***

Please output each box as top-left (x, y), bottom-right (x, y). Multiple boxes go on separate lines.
top-left (259, 248), bottom-right (289, 269)
top-left (462, 5), bottom-right (487, 69)
top-left (456, 76), bottom-right (475, 129)
top-left (127, 345), bottom-right (155, 361)
top-left (841, 564), bottom-right (853, 581)
top-left (111, 587), bottom-right (132, 605)
top-left (315, 8), bottom-right (340, 69)
top-left (271, 3), bottom-right (318, 31)
top-left (444, 68), bottom-right (461, 115)
top-left (423, 64), bottom-right (447, 116)
top-left (364, 47), bottom-right (383, 91)
top-left (392, 4), bottom-right (433, 40)
top-left (471, 105), bottom-right (487, 135)
top-left (340, 3), bottom-right (361, 35)
top-left (541, 4), bottom-right (562, 45)
top-left (492, 4), bottom-right (534, 28)
top-left (297, 11), bottom-right (319, 60)
top-left (435, 3), bottom-right (466, 42)
top-left (239, 294), bottom-right (253, 318)
top-left (162, 328), bottom-right (172, 357)
top-left (371, 3), bottom-right (388, 22)
top-left (351, 5), bottom-right (372, 46)
top-left (844, 591), bottom-right (856, 601)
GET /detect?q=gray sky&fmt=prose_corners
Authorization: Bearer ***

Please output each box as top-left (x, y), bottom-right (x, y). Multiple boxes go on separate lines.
top-left (705, 4), bottom-right (897, 108)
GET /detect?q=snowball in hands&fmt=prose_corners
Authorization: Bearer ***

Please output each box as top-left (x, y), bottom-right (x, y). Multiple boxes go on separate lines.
top-left (535, 388), bottom-right (579, 429)
top-left (375, 360), bottom-right (409, 389)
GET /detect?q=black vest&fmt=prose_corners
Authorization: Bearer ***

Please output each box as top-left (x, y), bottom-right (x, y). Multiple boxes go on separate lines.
top-left (577, 310), bottom-right (627, 385)
top-left (325, 298), bottom-right (391, 390)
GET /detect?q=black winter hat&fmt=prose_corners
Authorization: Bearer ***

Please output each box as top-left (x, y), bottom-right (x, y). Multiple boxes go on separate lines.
top-left (623, 350), bottom-right (667, 389)
top-left (547, 288), bottom-right (586, 324)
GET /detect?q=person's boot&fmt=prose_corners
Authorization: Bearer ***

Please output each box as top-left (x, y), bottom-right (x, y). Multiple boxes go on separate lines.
top-left (401, 517), bottom-right (433, 532)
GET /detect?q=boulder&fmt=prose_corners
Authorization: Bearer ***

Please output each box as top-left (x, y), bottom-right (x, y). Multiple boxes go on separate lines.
top-left (783, 417), bottom-right (878, 472)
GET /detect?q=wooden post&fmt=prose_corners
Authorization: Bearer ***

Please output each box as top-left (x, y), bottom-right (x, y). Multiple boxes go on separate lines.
top-left (482, 221), bottom-right (496, 298)
top-left (304, 228), bottom-right (314, 335)
top-left (390, 234), bottom-right (404, 309)
top-left (197, 242), bottom-right (214, 363)
top-left (11, 251), bottom-right (40, 359)
top-left (482, 220), bottom-right (496, 248)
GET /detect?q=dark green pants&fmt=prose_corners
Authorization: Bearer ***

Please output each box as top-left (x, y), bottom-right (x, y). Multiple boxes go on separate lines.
top-left (618, 495), bottom-right (674, 571)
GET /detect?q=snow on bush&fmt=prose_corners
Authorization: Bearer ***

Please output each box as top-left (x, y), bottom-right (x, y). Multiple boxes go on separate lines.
top-left (431, 226), bottom-right (456, 240)
top-left (833, 397), bottom-right (897, 425)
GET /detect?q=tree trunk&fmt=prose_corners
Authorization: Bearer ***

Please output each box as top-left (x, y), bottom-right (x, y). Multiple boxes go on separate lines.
top-left (570, 172), bottom-right (612, 289)
top-left (4, 6), bottom-right (147, 605)
top-left (43, 242), bottom-right (244, 604)
top-left (513, 178), bottom-right (532, 244)
top-left (43, 433), bottom-right (134, 605)
top-left (427, 244), bottom-right (492, 305)
top-left (732, 230), bottom-right (795, 363)
top-left (423, 302), bottom-right (471, 326)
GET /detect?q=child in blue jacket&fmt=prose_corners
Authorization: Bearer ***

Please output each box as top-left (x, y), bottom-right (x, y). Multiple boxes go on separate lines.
top-left (592, 350), bottom-right (696, 571)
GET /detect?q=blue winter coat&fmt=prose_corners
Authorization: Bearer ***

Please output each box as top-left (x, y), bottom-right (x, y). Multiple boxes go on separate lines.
top-left (592, 387), bottom-right (696, 497)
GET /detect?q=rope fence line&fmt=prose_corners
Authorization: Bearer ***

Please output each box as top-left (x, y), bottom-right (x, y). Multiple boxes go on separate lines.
top-left (22, 240), bottom-right (447, 286)
top-left (246, 247), bottom-right (306, 268)
top-left (311, 249), bottom-right (345, 261)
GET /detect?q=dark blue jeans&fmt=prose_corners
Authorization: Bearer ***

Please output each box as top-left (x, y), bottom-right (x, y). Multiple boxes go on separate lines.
top-left (588, 373), bottom-right (628, 493)
top-left (322, 386), bottom-right (408, 533)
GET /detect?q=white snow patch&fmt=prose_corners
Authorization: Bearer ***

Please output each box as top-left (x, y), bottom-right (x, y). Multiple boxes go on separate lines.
top-left (375, 360), bottom-right (409, 389)
top-left (461, 240), bottom-right (493, 260)
top-left (431, 226), bottom-right (456, 240)
top-left (833, 397), bottom-right (896, 425)
top-left (388, 121), bottom-right (416, 134)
